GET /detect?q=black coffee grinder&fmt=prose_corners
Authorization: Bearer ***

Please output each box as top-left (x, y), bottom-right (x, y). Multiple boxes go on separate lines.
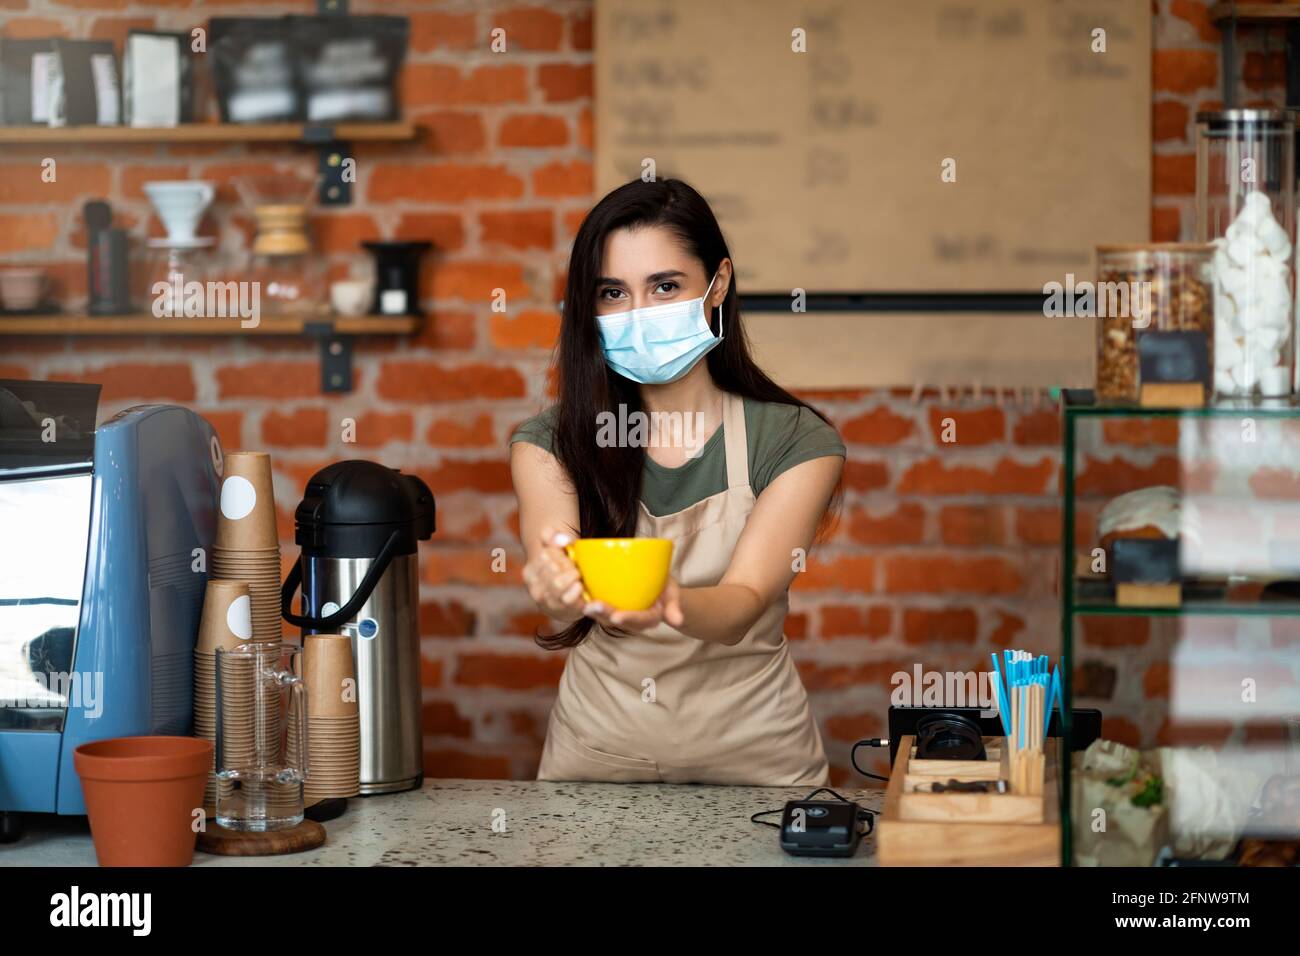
top-left (363, 241), bottom-right (430, 317)
top-left (84, 200), bottom-right (132, 315)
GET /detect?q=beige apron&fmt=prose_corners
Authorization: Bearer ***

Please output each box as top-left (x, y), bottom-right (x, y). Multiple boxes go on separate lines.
top-left (537, 391), bottom-right (829, 786)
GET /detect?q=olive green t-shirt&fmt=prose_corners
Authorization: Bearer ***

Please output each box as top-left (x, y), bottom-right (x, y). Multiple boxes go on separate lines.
top-left (509, 396), bottom-right (845, 517)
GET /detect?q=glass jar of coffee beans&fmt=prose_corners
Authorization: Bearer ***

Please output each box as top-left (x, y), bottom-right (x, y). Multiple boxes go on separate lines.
top-left (1094, 244), bottom-right (1215, 403)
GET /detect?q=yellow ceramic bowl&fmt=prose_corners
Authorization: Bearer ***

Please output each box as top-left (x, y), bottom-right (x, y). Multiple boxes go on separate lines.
top-left (565, 538), bottom-right (673, 611)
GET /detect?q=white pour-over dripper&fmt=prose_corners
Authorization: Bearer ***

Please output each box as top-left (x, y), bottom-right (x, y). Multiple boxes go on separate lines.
top-left (143, 180), bottom-right (215, 245)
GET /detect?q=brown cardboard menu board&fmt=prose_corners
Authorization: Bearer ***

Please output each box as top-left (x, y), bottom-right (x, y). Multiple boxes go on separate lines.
top-left (595, 0), bottom-right (1151, 294)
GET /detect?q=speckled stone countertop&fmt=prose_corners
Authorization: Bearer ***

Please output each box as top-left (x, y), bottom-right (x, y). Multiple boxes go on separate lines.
top-left (6, 779), bottom-right (883, 866)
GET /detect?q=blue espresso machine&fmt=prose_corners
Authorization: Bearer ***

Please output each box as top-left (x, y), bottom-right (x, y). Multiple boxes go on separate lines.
top-left (0, 380), bottom-right (220, 835)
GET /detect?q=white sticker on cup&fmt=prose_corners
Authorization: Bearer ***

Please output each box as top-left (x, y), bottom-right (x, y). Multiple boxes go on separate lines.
top-left (322, 601), bottom-right (341, 617)
top-left (227, 594), bottom-right (252, 640)
top-left (220, 475), bottom-right (256, 520)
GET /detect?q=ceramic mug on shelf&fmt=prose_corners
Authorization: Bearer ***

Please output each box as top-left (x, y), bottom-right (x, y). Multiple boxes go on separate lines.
top-left (330, 279), bottom-right (375, 317)
top-left (0, 268), bottom-right (46, 311)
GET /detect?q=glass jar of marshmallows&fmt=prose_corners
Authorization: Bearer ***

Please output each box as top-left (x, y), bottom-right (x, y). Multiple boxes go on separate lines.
top-left (1196, 109), bottom-right (1296, 398)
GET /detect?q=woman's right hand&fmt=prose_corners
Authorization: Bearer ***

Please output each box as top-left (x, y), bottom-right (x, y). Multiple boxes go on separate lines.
top-left (522, 525), bottom-right (587, 620)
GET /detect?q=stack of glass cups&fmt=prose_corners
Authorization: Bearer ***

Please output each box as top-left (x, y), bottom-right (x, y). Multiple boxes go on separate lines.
top-left (1196, 109), bottom-right (1296, 398)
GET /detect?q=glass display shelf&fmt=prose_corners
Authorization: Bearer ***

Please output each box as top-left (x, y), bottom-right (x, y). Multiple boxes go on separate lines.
top-left (1062, 388), bottom-right (1300, 418)
top-left (1071, 578), bottom-right (1300, 616)
top-left (1071, 596), bottom-right (1300, 616)
top-left (1060, 391), bottom-right (1300, 868)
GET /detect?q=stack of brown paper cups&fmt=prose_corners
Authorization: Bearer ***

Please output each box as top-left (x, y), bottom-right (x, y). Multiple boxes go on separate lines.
top-left (211, 451), bottom-right (283, 644)
top-left (194, 580), bottom-right (254, 810)
top-left (287, 633), bottom-right (361, 803)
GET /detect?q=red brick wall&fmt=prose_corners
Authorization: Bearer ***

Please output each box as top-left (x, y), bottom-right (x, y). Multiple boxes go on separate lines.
top-left (0, 0), bottom-right (1276, 782)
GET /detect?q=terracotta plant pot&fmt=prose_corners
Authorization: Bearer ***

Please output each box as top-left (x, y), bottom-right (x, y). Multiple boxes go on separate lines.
top-left (74, 736), bottom-right (213, 867)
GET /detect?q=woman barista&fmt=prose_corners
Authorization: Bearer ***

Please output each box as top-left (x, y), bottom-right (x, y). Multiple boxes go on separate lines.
top-left (510, 179), bottom-right (844, 786)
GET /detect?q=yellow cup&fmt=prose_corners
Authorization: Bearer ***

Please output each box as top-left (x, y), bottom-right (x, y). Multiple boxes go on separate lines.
top-left (565, 538), bottom-right (673, 611)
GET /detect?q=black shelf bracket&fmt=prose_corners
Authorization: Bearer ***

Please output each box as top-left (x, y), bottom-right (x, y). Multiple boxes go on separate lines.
top-left (303, 125), bottom-right (352, 206)
top-left (305, 321), bottom-right (354, 393)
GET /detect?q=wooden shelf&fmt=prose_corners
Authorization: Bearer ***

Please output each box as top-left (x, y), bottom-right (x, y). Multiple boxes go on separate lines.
top-left (1210, 3), bottom-right (1300, 24)
top-left (0, 121), bottom-right (418, 145)
top-left (0, 314), bottom-right (421, 336)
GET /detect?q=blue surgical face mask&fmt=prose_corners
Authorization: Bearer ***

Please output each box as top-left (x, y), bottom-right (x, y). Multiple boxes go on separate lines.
top-left (596, 272), bottom-right (722, 385)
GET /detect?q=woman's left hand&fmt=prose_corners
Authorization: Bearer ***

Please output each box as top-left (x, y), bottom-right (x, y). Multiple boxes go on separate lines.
top-left (585, 577), bottom-right (685, 635)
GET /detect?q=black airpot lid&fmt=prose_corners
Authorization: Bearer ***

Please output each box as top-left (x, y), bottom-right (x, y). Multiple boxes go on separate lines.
top-left (294, 459), bottom-right (435, 557)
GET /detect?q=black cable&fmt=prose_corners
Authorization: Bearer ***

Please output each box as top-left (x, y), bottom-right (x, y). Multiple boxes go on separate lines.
top-left (857, 808), bottom-right (875, 837)
top-left (749, 808), bottom-right (782, 829)
top-left (803, 786), bottom-right (851, 804)
top-left (850, 740), bottom-right (890, 782)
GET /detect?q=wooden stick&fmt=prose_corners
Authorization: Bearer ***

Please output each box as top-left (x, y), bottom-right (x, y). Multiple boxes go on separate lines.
top-left (1031, 685), bottom-right (1038, 751)
top-left (1012, 686), bottom-right (1020, 751)
top-left (1038, 684), bottom-right (1044, 749)
top-left (1039, 684), bottom-right (1045, 749)
top-left (1035, 685), bottom-right (1041, 750)
top-left (1035, 686), bottom-right (1040, 751)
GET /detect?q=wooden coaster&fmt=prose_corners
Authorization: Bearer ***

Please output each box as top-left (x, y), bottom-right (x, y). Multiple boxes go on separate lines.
top-left (196, 819), bottom-right (326, 857)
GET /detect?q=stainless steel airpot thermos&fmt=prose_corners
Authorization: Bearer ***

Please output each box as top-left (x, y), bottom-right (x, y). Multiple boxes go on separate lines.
top-left (282, 460), bottom-right (435, 795)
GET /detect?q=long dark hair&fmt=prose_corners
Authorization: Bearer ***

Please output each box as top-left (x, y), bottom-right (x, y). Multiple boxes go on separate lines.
top-left (541, 178), bottom-right (839, 649)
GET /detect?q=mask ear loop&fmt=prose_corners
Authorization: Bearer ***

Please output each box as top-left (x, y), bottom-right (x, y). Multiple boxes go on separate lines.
top-left (704, 271), bottom-right (724, 340)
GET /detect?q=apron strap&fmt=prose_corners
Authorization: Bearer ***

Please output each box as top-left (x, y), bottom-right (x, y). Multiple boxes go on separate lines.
top-left (722, 391), bottom-right (750, 490)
